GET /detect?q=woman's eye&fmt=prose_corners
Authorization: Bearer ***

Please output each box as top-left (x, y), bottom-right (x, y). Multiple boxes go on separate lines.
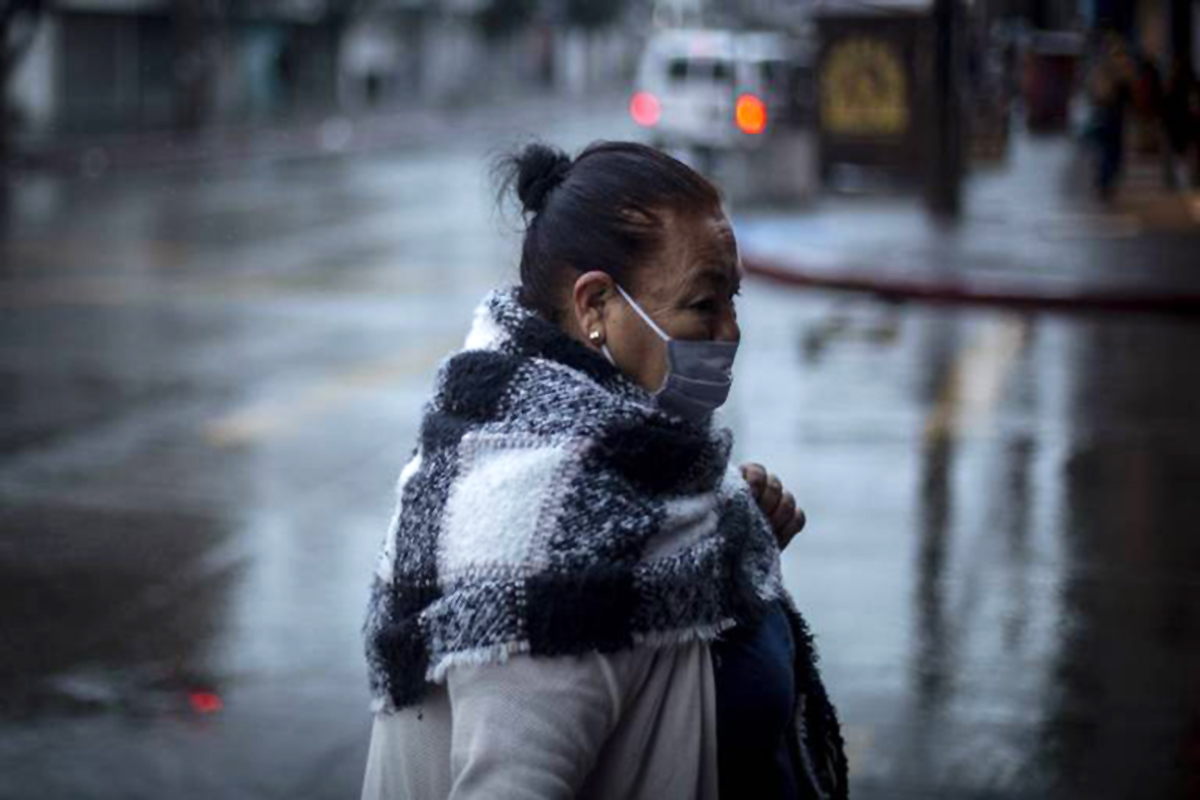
top-left (691, 298), bottom-right (717, 313)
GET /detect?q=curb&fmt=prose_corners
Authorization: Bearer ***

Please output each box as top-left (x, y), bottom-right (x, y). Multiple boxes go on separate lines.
top-left (4, 115), bottom-right (445, 177)
top-left (3, 92), bottom-right (630, 178)
top-left (743, 254), bottom-right (1200, 318)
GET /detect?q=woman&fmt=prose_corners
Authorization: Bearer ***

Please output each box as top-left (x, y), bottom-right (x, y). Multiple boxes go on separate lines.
top-left (1162, 57), bottom-right (1200, 189)
top-left (1087, 36), bottom-right (1135, 200)
top-left (361, 141), bottom-right (847, 799)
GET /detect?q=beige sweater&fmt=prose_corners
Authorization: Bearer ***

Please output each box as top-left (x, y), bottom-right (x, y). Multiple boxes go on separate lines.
top-left (360, 639), bottom-right (719, 800)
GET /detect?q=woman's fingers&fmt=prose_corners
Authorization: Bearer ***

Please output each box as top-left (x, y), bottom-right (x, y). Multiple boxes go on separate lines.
top-left (777, 507), bottom-right (807, 551)
top-left (760, 474), bottom-right (783, 517)
top-left (770, 490), bottom-right (796, 532)
top-left (742, 463), bottom-right (807, 550)
top-left (740, 463), bottom-right (768, 499)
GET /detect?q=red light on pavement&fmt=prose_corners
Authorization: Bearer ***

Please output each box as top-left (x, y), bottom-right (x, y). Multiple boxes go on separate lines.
top-left (735, 94), bottom-right (767, 135)
top-left (630, 92), bottom-right (661, 127)
top-left (189, 691), bottom-right (223, 714)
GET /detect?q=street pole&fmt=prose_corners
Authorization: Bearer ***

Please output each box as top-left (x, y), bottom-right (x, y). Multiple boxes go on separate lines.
top-left (927, 0), bottom-right (962, 218)
top-left (1171, 0), bottom-right (1194, 69)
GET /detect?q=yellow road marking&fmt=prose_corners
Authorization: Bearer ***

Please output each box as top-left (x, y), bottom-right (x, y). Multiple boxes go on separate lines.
top-left (0, 278), bottom-right (143, 307)
top-left (204, 339), bottom-right (456, 446)
top-left (923, 316), bottom-right (1028, 442)
top-left (1, 238), bottom-right (189, 270)
top-left (0, 237), bottom-right (455, 306)
top-left (0, 269), bottom-right (454, 307)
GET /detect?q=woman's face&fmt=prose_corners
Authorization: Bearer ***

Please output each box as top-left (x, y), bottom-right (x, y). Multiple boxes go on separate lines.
top-left (601, 209), bottom-right (742, 393)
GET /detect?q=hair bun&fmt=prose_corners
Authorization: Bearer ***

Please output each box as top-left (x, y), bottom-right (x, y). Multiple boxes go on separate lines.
top-left (516, 144), bottom-right (572, 214)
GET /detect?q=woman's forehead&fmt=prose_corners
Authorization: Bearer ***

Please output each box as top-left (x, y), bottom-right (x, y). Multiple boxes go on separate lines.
top-left (655, 211), bottom-right (738, 291)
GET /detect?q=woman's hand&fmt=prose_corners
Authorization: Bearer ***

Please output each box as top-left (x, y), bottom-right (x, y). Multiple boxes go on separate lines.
top-left (740, 463), bottom-right (806, 551)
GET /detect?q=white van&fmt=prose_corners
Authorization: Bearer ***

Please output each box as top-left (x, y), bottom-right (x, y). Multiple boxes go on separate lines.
top-left (630, 28), bottom-right (814, 155)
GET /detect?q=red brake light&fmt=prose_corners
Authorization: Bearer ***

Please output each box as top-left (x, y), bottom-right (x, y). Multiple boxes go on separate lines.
top-left (735, 94), bottom-right (767, 135)
top-left (189, 691), bottom-right (223, 714)
top-left (631, 92), bottom-right (661, 127)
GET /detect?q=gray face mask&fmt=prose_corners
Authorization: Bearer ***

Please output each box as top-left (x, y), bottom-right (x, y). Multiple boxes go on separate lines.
top-left (602, 284), bottom-right (739, 423)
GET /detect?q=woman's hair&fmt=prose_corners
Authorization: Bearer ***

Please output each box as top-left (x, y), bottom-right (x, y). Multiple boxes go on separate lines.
top-left (494, 141), bottom-right (723, 322)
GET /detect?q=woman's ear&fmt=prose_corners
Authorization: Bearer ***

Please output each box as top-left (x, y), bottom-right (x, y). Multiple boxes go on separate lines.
top-left (572, 271), bottom-right (614, 346)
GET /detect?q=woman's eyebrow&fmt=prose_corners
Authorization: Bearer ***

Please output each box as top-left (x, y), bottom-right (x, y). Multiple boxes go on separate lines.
top-left (682, 267), bottom-right (738, 295)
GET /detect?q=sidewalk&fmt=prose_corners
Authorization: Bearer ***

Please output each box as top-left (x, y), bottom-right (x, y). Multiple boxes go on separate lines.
top-left (736, 132), bottom-right (1200, 316)
top-left (10, 99), bottom-right (1199, 316)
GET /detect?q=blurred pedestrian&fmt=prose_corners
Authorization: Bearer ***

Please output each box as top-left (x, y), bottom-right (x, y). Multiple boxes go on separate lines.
top-left (360, 141), bottom-right (847, 799)
top-left (1162, 56), bottom-right (1200, 189)
top-left (1131, 54), bottom-right (1163, 155)
top-left (1086, 34), bottom-right (1135, 201)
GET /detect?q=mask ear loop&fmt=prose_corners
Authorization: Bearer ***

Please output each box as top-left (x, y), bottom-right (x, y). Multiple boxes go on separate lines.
top-left (613, 284), bottom-right (671, 342)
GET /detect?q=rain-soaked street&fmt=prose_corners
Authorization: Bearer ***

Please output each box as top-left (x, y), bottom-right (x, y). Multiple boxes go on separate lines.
top-left (2, 97), bottom-right (1199, 800)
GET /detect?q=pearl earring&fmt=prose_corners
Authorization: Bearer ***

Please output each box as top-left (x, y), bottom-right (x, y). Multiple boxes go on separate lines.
top-left (589, 331), bottom-right (603, 344)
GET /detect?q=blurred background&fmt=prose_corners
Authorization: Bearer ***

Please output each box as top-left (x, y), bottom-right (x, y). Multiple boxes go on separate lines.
top-left (2, 0), bottom-right (1199, 798)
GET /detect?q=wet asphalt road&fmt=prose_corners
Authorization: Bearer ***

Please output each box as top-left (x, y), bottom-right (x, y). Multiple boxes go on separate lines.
top-left (2, 100), bottom-right (1199, 800)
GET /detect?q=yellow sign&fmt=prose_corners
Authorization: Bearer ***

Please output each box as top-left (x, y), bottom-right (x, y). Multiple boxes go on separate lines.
top-left (821, 37), bottom-right (909, 136)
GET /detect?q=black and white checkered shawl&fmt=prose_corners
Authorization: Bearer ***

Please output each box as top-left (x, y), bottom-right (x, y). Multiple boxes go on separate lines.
top-left (363, 287), bottom-right (846, 795)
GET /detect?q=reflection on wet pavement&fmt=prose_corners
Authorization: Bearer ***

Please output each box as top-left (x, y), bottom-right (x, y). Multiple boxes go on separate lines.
top-left (736, 293), bottom-right (1200, 799)
top-left (2, 109), bottom-right (1199, 798)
